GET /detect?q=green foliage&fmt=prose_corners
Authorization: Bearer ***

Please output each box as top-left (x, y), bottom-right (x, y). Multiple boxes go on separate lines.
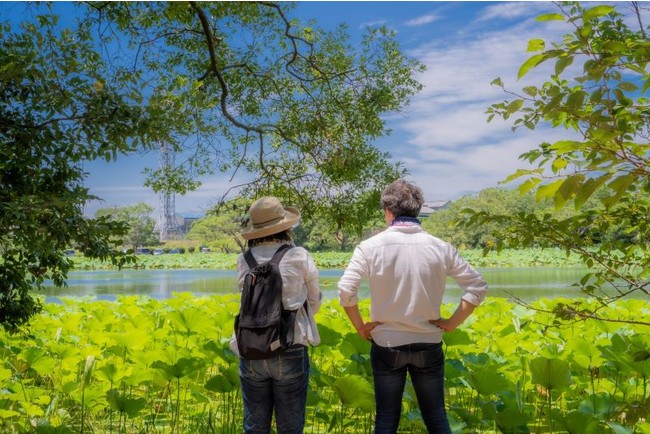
top-left (0, 8), bottom-right (147, 332)
top-left (94, 203), bottom-right (160, 249)
top-left (425, 187), bottom-right (632, 250)
top-left (1, 2), bottom-right (423, 330)
top-left (89, 1), bottom-right (421, 241)
top-left (0, 296), bottom-right (648, 432)
top-left (186, 197), bottom-right (248, 253)
top-left (423, 188), bottom-right (544, 248)
top-left (67, 247), bottom-right (586, 271)
top-left (482, 2), bottom-right (650, 307)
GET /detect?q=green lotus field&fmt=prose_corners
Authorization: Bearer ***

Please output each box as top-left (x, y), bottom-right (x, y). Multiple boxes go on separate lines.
top-left (69, 248), bottom-right (586, 271)
top-left (0, 293), bottom-right (648, 433)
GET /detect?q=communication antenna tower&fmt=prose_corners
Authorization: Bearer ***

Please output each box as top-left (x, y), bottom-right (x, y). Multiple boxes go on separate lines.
top-left (158, 142), bottom-right (178, 241)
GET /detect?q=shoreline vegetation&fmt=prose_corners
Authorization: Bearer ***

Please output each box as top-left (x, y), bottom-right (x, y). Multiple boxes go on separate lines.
top-left (70, 247), bottom-right (586, 271)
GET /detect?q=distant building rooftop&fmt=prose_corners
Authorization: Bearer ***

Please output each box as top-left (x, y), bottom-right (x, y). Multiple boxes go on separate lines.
top-left (419, 200), bottom-right (451, 218)
top-left (177, 213), bottom-right (204, 220)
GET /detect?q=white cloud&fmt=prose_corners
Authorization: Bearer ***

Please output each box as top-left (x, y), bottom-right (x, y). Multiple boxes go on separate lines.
top-left (389, 5), bottom-right (571, 200)
top-left (405, 14), bottom-right (438, 27)
top-left (403, 127), bottom-right (569, 200)
top-left (476, 2), bottom-right (553, 22)
top-left (359, 19), bottom-right (387, 29)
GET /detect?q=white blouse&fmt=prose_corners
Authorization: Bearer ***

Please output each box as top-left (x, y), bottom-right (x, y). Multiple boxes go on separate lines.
top-left (235, 242), bottom-right (322, 348)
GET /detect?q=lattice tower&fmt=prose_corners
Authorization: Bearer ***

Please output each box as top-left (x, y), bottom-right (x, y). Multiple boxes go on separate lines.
top-left (157, 142), bottom-right (178, 241)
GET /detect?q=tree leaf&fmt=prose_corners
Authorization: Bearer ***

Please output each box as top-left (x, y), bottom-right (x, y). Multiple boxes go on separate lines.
top-left (517, 178), bottom-right (541, 195)
top-left (535, 179), bottom-right (564, 202)
top-left (506, 99), bottom-right (524, 114)
top-left (518, 54), bottom-right (545, 80)
top-left (527, 39), bottom-right (545, 52)
top-left (574, 174), bottom-right (611, 210)
top-left (555, 174), bottom-right (585, 210)
top-left (616, 81), bottom-right (638, 92)
top-left (549, 140), bottom-right (582, 154)
top-left (583, 6), bottom-right (615, 21)
top-left (536, 13), bottom-right (564, 22)
top-left (555, 56), bottom-right (574, 76)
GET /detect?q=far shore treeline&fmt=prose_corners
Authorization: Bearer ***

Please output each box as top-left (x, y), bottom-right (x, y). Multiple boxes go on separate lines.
top-left (94, 186), bottom-right (647, 256)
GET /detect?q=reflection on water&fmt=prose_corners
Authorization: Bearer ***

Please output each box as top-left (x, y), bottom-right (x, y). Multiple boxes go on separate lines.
top-left (41, 269), bottom-right (240, 302)
top-left (37, 267), bottom-right (616, 304)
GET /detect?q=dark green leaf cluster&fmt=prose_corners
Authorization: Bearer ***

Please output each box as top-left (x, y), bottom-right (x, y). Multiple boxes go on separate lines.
top-left (0, 6), bottom-right (165, 332)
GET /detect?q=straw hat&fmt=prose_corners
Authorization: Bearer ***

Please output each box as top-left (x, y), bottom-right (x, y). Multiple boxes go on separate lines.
top-left (241, 196), bottom-right (301, 240)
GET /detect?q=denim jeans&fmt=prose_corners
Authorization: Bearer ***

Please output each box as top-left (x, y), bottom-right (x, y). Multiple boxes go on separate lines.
top-left (371, 342), bottom-right (451, 434)
top-left (239, 345), bottom-right (310, 434)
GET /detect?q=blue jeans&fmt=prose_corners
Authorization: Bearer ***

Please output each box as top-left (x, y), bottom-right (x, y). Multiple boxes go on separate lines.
top-left (371, 342), bottom-right (451, 434)
top-left (239, 345), bottom-right (310, 434)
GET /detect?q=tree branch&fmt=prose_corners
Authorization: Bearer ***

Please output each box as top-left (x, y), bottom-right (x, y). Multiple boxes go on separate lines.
top-left (189, 1), bottom-right (265, 135)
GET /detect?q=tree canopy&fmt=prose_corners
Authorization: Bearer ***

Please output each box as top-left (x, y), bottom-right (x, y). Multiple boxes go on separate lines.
top-left (90, 1), bottom-right (422, 225)
top-left (473, 2), bottom-right (650, 314)
top-left (0, 1), bottom-right (423, 331)
top-left (95, 203), bottom-right (160, 249)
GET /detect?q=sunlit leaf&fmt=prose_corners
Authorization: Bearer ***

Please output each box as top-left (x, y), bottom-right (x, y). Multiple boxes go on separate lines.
top-left (583, 5), bottom-right (615, 21)
top-left (526, 39), bottom-right (545, 52)
top-left (518, 54), bottom-right (545, 80)
top-left (530, 357), bottom-right (572, 390)
top-left (535, 179), bottom-right (564, 202)
top-left (443, 328), bottom-right (472, 346)
top-left (536, 13), bottom-right (564, 22)
top-left (565, 337), bottom-right (605, 369)
top-left (18, 347), bottom-right (56, 376)
top-left (332, 375), bottom-right (374, 411)
top-left (468, 367), bottom-right (511, 396)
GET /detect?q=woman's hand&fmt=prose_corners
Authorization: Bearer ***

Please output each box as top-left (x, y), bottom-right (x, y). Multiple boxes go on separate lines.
top-left (358, 321), bottom-right (382, 340)
top-left (429, 318), bottom-right (457, 332)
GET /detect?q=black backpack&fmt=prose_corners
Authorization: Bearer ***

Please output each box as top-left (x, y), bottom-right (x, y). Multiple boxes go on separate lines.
top-left (234, 244), bottom-right (300, 360)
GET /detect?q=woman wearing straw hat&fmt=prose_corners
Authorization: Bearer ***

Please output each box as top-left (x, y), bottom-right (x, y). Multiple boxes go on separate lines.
top-left (234, 196), bottom-right (322, 434)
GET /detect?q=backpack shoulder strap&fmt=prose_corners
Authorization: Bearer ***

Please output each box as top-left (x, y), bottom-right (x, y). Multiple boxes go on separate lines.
top-left (243, 244), bottom-right (293, 269)
top-left (269, 244), bottom-right (293, 266)
top-left (243, 249), bottom-right (258, 269)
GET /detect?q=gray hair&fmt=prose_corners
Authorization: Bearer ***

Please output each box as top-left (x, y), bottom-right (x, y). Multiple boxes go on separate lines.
top-left (380, 179), bottom-right (424, 218)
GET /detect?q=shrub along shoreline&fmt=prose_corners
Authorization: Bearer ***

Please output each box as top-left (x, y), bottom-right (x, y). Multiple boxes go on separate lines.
top-left (70, 247), bottom-right (585, 271)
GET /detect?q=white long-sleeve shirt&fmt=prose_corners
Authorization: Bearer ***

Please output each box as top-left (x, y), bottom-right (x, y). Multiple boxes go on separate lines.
top-left (236, 242), bottom-right (322, 347)
top-left (338, 223), bottom-right (487, 347)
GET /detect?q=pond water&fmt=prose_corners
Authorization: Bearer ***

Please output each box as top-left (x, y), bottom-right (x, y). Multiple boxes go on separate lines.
top-left (39, 267), bottom-right (604, 304)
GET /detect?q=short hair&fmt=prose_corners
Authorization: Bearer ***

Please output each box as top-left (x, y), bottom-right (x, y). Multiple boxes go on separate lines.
top-left (247, 229), bottom-right (292, 248)
top-left (380, 179), bottom-right (424, 218)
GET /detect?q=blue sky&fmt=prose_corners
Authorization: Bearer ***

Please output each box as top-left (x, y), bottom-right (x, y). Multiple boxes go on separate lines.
top-left (5, 2), bottom-right (642, 217)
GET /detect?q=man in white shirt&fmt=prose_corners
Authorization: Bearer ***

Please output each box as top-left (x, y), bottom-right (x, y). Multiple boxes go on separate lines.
top-left (338, 179), bottom-right (488, 434)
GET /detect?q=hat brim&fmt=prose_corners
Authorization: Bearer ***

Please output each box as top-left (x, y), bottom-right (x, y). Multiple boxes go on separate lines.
top-left (241, 206), bottom-right (300, 240)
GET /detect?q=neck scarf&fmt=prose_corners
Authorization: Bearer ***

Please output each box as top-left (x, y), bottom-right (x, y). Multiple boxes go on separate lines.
top-left (390, 216), bottom-right (421, 227)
